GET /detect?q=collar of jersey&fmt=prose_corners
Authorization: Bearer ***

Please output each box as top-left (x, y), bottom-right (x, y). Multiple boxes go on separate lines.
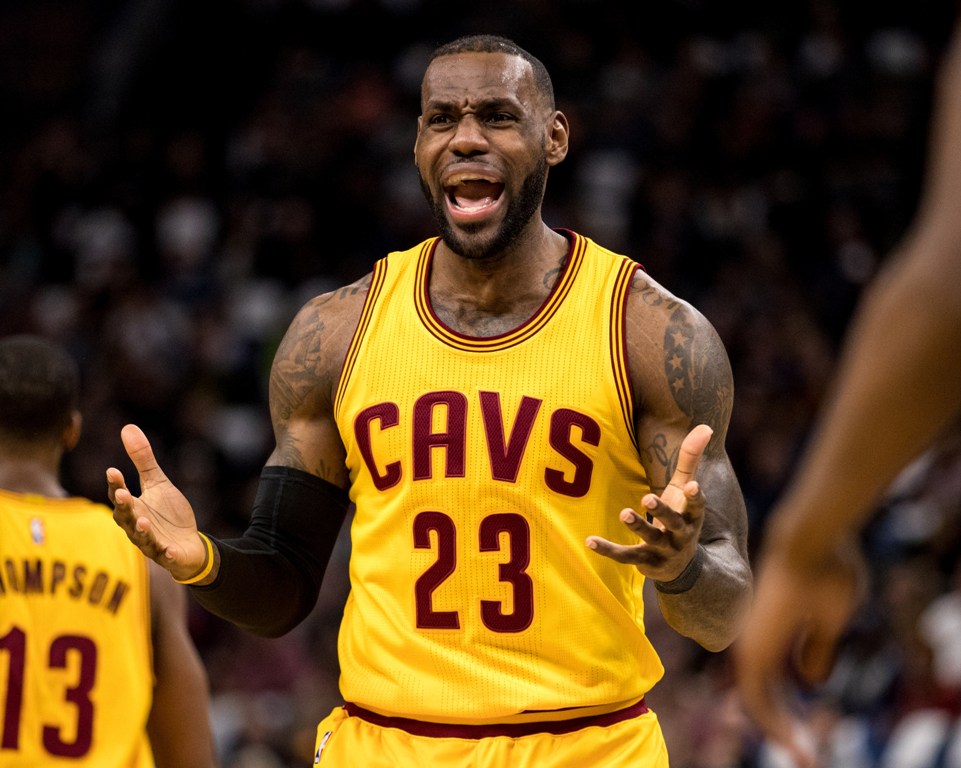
top-left (414, 231), bottom-right (585, 352)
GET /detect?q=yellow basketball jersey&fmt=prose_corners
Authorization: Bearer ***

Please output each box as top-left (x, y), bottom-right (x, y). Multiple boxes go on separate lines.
top-left (0, 489), bottom-right (155, 767)
top-left (334, 231), bottom-right (663, 723)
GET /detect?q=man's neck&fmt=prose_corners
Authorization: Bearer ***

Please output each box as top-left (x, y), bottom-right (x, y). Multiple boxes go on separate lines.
top-left (429, 227), bottom-right (571, 336)
top-left (0, 451), bottom-right (68, 498)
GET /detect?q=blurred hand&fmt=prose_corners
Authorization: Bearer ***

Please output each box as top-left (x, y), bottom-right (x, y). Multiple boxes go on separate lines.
top-left (734, 539), bottom-right (868, 768)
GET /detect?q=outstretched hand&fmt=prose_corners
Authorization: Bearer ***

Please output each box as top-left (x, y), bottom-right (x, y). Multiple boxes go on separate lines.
top-left (106, 424), bottom-right (207, 581)
top-left (586, 424), bottom-right (712, 582)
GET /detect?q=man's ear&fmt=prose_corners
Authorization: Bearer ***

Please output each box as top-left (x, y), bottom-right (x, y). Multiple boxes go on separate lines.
top-left (414, 115), bottom-right (424, 160)
top-left (63, 410), bottom-right (82, 452)
top-left (546, 110), bottom-right (570, 166)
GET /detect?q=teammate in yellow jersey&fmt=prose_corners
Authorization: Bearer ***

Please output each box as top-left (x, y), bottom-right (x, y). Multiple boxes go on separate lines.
top-left (107, 35), bottom-right (752, 766)
top-left (0, 335), bottom-right (217, 768)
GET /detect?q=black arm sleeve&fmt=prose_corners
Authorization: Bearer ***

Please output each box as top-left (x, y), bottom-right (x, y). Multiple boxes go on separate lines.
top-left (189, 466), bottom-right (350, 638)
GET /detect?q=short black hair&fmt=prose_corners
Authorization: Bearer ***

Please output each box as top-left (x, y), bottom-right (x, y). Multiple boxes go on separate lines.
top-left (429, 34), bottom-right (555, 110)
top-left (0, 335), bottom-right (79, 442)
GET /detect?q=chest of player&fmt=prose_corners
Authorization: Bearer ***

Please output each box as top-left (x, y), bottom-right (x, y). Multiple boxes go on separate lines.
top-left (339, 285), bottom-right (640, 499)
top-left (336, 238), bottom-right (642, 502)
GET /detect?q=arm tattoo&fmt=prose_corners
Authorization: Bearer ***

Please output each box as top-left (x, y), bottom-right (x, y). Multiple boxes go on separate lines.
top-left (273, 440), bottom-right (341, 478)
top-left (273, 437), bottom-right (309, 472)
top-left (664, 307), bottom-right (695, 418)
top-left (663, 306), bottom-right (732, 436)
top-left (266, 277), bottom-right (369, 478)
top-left (271, 312), bottom-right (325, 421)
top-left (640, 432), bottom-right (674, 493)
top-left (631, 275), bottom-right (681, 310)
top-left (268, 305), bottom-right (330, 473)
top-left (336, 282), bottom-right (367, 300)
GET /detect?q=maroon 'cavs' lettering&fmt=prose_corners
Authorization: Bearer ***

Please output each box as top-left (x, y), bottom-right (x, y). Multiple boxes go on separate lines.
top-left (353, 390), bottom-right (599, 495)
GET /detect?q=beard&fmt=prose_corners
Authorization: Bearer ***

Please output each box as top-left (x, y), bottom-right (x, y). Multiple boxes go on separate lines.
top-left (419, 155), bottom-right (549, 260)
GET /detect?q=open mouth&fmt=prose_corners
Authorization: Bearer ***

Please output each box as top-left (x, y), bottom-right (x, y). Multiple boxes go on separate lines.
top-left (444, 174), bottom-right (505, 214)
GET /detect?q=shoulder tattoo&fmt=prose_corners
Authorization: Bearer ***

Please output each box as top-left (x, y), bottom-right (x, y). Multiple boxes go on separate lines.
top-left (663, 306), bottom-right (733, 434)
top-left (630, 273), bottom-right (681, 310)
top-left (270, 305), bottom-right (328, 423)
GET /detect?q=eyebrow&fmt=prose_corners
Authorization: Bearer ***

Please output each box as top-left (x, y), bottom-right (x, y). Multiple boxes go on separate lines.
top-left (423, 96), bottom-right (522, 113)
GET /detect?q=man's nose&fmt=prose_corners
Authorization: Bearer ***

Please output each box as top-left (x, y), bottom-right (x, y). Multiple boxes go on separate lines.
top-left (448, 115), bottom-right (488, 155)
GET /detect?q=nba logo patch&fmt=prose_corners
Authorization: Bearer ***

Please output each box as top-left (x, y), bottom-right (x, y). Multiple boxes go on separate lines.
top-left (30, 517), bottom-right (45, 544)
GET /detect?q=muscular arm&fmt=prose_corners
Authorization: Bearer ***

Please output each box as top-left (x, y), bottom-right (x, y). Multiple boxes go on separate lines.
top-left (764, 27), bottom-right (961, 560)
top-left (146, 561), bottom-right (218, 768)
top-left (182, 280), bottom-right (368, 635)
top-left (764, 238), bottom-right (961, 561)
top-left (629, 275), bottom-right (752, 651)
top-left (263, 285), bottom-right (359, 483)
top-left (734, 26), bottom-right (961, 765)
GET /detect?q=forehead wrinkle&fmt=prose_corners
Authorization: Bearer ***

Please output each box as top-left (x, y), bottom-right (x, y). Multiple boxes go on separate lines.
top-left (422, 53), bottom-right (539, 113)
top-left (425, 94), bottom-right (522, 115)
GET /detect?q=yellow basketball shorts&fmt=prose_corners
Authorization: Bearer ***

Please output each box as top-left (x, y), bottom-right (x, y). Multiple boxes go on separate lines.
top-left (312, 699), bottom-right (669, 767)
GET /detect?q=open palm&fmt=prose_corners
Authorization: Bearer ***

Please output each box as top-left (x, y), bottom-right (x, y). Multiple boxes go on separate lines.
top-left (106, 424), bottom-right (206, 580)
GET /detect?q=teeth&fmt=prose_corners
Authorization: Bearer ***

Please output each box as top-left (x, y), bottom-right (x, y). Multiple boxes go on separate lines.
top-left (446, 173), bottom-right (497, 185)
top-left (455, 196), bottom-right (495, 212)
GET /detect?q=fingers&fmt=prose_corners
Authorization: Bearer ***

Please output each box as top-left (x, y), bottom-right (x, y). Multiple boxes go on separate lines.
top-left (657, 424), bottom-right (712, 514)
top-left (641, 481), bottom-right (704, 532)
top-left (736, 560), bottom-right (826, 767)
top-left (586, 425), bottom-right (711, 573)
top-left (584, 535), bottom-right (634, 563)
top-left (107, 468), bottom-right (163, 558)
top-left (105, 466), bottom-right (126, 506)
top-left (106, 466), bottom-right (137, 527)
top-left (120, 424), bottom-right (168, 486)
top-left (758, 724), bottom-right (819, 768)
top-left (736, 641), bottom-right (811, 768)
top-left (112, 488), bottom-right (167, 558)
top-left (586, 506), bottom-right (662, 562)
top-left (586, 505), bottom-right (689, 569)
top-left (792, 545), bottom-right (864, 684)
top-left (587, 484), bottom-right (705, 572)
top-left (793, 580), bottom-right (857, 685)
top-left (613, 501), bottom-right (692, 548)
top-left (669, 423), bottom-right (713, 488)
top-left (736, 646), bottom-right (792, 741)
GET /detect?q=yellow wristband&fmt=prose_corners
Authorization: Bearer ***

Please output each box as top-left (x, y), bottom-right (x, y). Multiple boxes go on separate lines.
top-left (173, 532), bottom-right (215, 585)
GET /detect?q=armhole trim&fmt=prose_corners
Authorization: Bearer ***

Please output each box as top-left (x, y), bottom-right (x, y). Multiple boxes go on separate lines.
top-left (611, 259), bottom-right (639, 449)
top-left (334, 257), bottom-right (389, 419)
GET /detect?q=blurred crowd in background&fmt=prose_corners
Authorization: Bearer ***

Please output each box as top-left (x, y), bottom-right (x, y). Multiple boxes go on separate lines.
top-left (3, 1), bottom-right (961, 765)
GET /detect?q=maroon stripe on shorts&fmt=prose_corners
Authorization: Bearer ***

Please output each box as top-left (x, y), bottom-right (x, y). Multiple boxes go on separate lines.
top-left (342, 699), bottom-right (648, 739)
